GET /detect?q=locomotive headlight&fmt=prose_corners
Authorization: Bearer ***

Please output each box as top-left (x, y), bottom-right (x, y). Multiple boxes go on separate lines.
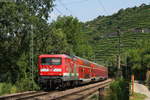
top-left (40, 68), bottom-right (49, 72)
top-left (53, 68), bottom-right (62, 72)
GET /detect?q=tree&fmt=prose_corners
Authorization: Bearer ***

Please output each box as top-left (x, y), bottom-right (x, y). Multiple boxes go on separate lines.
top-left (127, 40), bottom-right (150, 81)
top-left (50, 16), bottom-right (94, 59)
top-left (0, 0), bottom-right (54, 89)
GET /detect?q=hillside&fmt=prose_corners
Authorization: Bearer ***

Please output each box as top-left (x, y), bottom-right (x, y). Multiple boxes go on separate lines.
top-left (84, 4), bottom-right (150, 65)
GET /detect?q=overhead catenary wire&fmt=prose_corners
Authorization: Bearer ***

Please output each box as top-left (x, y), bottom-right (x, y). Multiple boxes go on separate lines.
top-left (54, 7), bottom-right (64, 15)
top-left (52, 0), bottom-right (111, 64)
top-left (58, 0), bottom-right (73, 15)
top-left (96, 0), bottom-right (109, 15)
top-left (63, 0), bottom-right (89, 5)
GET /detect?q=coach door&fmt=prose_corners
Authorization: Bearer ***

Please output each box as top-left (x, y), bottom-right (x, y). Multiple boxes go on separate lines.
top-left (73, 62), bottom-right (78, 80)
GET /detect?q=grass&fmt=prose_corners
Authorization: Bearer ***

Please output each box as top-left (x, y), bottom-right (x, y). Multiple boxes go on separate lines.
top-left (0, 83), bottom-right (3, 95)
top-left (0, 82), bottom-right (17, 96)
top-left (90, 94), bottom-right (99, 100)
top-left (130, 93), bottom-right (147, 100)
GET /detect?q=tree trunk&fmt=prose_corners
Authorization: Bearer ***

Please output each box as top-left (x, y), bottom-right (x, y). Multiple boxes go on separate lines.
top-left (146, 70), bottom-right (150, 85)
top-left (131, 74), bottom-right (134, 95)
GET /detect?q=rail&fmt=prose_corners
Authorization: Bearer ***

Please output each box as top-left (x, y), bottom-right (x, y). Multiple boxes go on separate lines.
top-left (38, 79), bottom-right (112, 100)
top-left (0, 91), bottom-right (47, 100)
top-left (0, 79), bottom-right (112, 100)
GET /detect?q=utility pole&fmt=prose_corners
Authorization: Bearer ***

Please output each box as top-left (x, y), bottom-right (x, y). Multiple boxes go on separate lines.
top-left (30, 25), bottom-right (34, 90)
top-left (98, 88), bottom-right (104, 100)
top-left (117, 27), bottom-right (122, 78)
top-left (94, 54), bottom-right (96, 63)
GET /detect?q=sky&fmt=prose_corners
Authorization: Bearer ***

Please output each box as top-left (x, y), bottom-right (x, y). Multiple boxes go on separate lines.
top-left (49, 0), bottom-right (150, 22)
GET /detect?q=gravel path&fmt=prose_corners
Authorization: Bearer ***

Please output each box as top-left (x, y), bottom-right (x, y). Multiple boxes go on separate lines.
top-left (134, 82), bottom-right (150, 100)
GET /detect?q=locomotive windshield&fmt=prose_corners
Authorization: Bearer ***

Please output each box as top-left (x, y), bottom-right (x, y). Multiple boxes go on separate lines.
top-left (41, 57), bottom-right (61, 65)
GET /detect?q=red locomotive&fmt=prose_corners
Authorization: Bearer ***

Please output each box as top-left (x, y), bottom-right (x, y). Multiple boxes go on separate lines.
top-left (38, 54), bottom-right (108, 90)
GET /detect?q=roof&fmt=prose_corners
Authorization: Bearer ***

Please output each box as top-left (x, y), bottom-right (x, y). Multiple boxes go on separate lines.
top-left (39, 54), bottom-right (107, 69)
top-left (39, 54), bottom-right (70, 58)
top-left (74, 56), bottom-right (107, 69)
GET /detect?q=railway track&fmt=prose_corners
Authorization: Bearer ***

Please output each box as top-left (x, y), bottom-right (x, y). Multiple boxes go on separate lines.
top-left (0, 79), bottom-right (112, 100)
top-left (59, 81), bottom-right (110, 100)
top-left (37, 79), bottom-right (112, 100)
top-left (0, 91), bottom-right (48, 100)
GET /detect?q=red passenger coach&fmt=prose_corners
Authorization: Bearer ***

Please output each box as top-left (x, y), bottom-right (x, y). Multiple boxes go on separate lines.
top-left (38, 54), bottom-right (108, 90)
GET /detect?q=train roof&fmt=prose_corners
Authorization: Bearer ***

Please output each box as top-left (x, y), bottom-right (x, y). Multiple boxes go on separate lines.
top-left (39, 54), bottom-right (107, 68)
top-left (74, 56), bottom-right (106, 68)
top-left (39, 54), bottom-right (71, 58)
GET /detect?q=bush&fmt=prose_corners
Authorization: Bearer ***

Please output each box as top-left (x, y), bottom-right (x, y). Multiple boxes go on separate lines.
top-left (0, 77), bottom-right (40, 96)
top-left (15, 78), bottom-right (40, 92)
top-left (10, 85), bottom-right (17, 94)
top-left (0, 83), bottom-right (17, 96)
top-left (106, 78), bottom-right (129, 100)
top-left (0, 78), bottom-right (40, 96)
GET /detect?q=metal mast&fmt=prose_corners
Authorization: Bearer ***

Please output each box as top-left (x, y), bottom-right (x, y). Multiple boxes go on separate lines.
top-left (117, 27), bottom-right (122, 78)
top-left (30, 25), bottom-right (34, 90)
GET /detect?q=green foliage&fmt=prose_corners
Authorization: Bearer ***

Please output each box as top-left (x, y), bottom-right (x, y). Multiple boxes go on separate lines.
top-left (84, 4), bottom-right (150, 66)
top-left (0, 81), bottom-right (39, 96)
top-left (127, 40), bottom-right (150, 77)
top-left (90, 94), bottom-right (99, 100)
top-left (0, 80), bottom-right (39, 96)
top-left (0, 0), bottom-right (93, 95)
top-left (130, 92), bottom-right (147, 100)
top-left (0, 0), bottom-right (54, 94)
top-left (0, 0), bottom-right (149, 96)
top-left (143, 55), bottom-right (150, 69)
top-left (106, 79), bottom-right (129, 100)
top-left (0, 83), bottom-right (17, 96)
top-left (50, 16), bottom-right (94, 59)
top-left (16, 53), bottom-right (29, 79)
top-left (15, 78), bottom-right (40, 91)
top-left (0, 1), bottom-right (54, 83)
top-left (86, 4), bottom-right (150, 33)
top-left (10, 85), bottom-right (17, 94)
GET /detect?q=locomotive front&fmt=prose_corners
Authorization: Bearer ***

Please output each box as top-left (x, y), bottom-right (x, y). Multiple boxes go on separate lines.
top-left (38, 54), bottom-right (65, 89)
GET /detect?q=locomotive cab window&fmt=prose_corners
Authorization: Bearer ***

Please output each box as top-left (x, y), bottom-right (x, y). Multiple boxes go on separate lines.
top-left (41, 57), bottom-right (61, 65)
